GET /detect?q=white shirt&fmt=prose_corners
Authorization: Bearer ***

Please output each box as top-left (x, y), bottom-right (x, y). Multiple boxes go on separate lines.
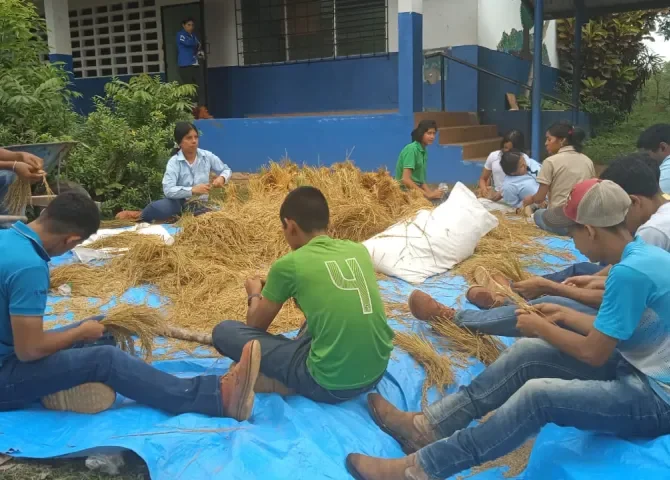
top-left (484, 150), bottom-right (532, 192)
top-left (637, 202), bottom-right (670, 252)
top-left (660, 155), bottom-right (670, 194)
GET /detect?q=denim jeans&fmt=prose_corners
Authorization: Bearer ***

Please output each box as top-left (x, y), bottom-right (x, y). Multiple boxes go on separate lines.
top-left (533, 208), bottom-right (569, 236)
top-left (541, 262), bottom-right (602, 283)
top-left (140, 197), bottom-right (211, 223)
top-left (0, 317), bottom-right (223, 416)
top-left (416, 338), bottom-right (670, 479)
top-left (454, 296), bottom-right (597, 337)
top-left (212, 320), bottom-right (382, 404)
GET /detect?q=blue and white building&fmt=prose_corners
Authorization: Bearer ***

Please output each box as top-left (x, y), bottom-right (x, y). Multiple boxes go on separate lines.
top-left (36, 0), bottom-right (580, 183)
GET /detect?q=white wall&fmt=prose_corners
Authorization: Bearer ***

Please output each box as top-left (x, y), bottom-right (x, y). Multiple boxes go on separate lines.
top-left (477, 0), bottom-right (557, 66)
top-left (388, 0), bottom-right (479, 53)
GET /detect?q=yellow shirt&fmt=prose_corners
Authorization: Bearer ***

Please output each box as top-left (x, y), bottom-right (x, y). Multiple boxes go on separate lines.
top-left (537, 146), bottom-right (595, 208)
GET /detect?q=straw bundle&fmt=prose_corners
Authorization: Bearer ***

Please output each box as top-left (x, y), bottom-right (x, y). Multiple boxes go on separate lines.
top-left (85, 231), bottom-right (160, 250)
top-left (2, 178), bottom-right (31, 215)
top-left (430, 318), bottom-right (505, 366)
top-left (100, 304), bottom-right (167, 360)
top-left (100, 219), bottom-right (138, 229)
top-left (42, 175), bottom-right (54, 196)
top-left (394, 331), bottom-right (459, 408)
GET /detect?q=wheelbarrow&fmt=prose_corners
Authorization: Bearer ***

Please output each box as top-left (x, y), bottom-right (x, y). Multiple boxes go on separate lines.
top-left (0, 141), bottom-right (91, 226)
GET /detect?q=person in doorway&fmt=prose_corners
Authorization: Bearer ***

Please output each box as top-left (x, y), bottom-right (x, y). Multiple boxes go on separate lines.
top-left (0, 192), bottom-right (261, 419)
top-left (212, 186), bottom-right (394, 403)
top-left (637, 123), bottom-right (670, 194)
top-left (118, 122), bottom-right (231, 223)
top-left (523, 122), bottom-right (595, 235)
top-left (499, 149), bottom-right (543, 210)
top-left (395, 120), bottom-right (444, 202)
top-left (0, 148), bottom-right (45, 216)
top-left (408, 153), bottom-right (669, 339)
top-left (478, 130), bottom-right (531, 201)
top-left (176, 17), bottom-right (205, 106)
top-left (346, 178), bottom-right (670, 480)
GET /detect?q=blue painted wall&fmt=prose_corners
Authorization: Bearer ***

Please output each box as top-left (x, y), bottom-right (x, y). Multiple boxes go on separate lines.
top-left (445, 46), bottom-right (480, 112)
top-left (477, 48), bottom-right (559, 113)
top-left (194, 113), bottom-right (481, 184)
top-left (398, 11), bottom-right (423, 115)
top-left (207, 56), bottom-right (399, 119)
top-left (72, 73), bottom-right (166, 115)
top-left (480, 110), bottom-right (591, 160)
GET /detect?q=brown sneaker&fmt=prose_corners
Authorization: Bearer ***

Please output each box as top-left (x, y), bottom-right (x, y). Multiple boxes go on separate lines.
top-left (115, 210), bottom-right (141, 221)
top-left (220, 340), bottom-right (261, 421)
top-left (473, 266), bottom-right (510, 290)
top-left (228, 363), bottom-right (295, 396)
top-left (408, 290), bottom-right (455, 322)
top-left (367, 394), bottom-right (435, 454)
top-left (346, 453), bottom-right (429, 480)
top-left (466, 286), bottom-right (506, 309)
top-left (41, 383), bottom-right (116, 414)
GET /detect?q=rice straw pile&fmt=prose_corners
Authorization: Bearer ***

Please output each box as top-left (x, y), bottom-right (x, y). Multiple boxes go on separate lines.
top-left (99, 303), bottom-right (167, 360)
top-left (431, 319), bottom-right (506, 366)
top-left (394, 331), bottom-right (462, 408)
top-left (2, 178), bottom-right (32, 215)
top-left (49, 161), bottom-right (431, 339)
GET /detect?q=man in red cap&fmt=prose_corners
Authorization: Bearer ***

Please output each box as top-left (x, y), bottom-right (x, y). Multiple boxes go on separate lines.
top-left (345, 179), bottom-right (670, 480)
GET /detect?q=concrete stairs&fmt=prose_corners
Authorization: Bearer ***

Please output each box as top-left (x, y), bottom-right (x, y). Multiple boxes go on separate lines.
top-left (414, 112), bottom-right (501, 184)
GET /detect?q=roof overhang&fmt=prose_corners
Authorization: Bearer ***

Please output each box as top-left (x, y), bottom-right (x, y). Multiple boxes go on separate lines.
top-left (522, 0), bottom-right (670, 20)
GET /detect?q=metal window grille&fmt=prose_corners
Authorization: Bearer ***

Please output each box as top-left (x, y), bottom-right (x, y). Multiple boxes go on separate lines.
top-left (235, 0), bottom-right (388, 66)
top-left (68, 0), bottom-right (162, 79)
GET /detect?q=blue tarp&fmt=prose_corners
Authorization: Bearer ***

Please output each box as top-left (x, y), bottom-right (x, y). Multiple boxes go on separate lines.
top-left (2, 236), bottom-right (669, 479)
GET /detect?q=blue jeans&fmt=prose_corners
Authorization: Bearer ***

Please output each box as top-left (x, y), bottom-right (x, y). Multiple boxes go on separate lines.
top-left (416, 338), bottom-right (670, 479)
top-left (533, 208), bottom-right (569, 236)
top-left (0, 317), bottom-right (223, 416)
top-left (455, 296), bottom-right (597, 337)
top-left (212, 321), bottom-right (382, 404)
top-left (140, 198), bottom-right (211, 223)
top-left (541, 262), bottom-right (602, 283)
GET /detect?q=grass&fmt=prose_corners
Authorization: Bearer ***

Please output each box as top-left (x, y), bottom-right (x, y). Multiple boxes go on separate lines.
top-left (1, 456), bottom-right (148, 480)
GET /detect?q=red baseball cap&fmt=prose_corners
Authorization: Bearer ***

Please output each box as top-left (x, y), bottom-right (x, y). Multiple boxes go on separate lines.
top-left (542, 179), bottom-right (631, 229)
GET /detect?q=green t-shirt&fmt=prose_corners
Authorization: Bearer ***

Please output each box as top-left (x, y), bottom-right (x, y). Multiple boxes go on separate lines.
top-left (262, 236), bottom-right (394, 390)
top-left (395, 141), bottom-right (427, 185)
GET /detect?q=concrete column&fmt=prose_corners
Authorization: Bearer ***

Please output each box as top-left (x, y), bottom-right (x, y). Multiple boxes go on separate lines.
top-left (531, 0), bottom-right (544, 161)
top-left (398, 0), bottom-right (423, 115)
top-left (44, 0), bottom-right (73, 73)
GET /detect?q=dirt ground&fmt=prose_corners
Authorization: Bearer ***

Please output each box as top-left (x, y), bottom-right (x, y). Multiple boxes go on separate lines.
top-left (0, 456), bottom-right (148, 480)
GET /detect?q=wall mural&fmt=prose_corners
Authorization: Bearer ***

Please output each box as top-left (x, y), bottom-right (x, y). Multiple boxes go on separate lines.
top-left (497, 3), bottom-right (550, 65)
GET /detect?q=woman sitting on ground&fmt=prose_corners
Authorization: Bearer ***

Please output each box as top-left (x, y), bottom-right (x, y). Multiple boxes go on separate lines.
top-left (118, 122), bottom-right (232, 223)
top-left (395, 120), bottom-right (444, 201)
top-left (523, 122), bottom-right (595, 235)
top-left (478, 129), bottom-right (531, 201)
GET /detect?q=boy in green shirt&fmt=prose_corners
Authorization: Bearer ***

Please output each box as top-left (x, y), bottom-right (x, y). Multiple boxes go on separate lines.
top-left (212, 186), bottom-right (394, 402)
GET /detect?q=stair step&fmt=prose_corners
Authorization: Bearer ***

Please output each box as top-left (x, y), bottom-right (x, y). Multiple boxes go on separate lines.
top-left (439, 125), bottom-right (499, 145)
top-left (414, 111), bottom-right (479, 128)
top-left (456, 137), bottom-right (503, 160)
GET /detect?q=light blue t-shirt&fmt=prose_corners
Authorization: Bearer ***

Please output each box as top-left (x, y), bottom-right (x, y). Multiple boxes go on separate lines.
top-left (594, 237), bottom-right (670, 404)
top-left (660, 155), bottom-right (670, 194)
top-left (0, 223), bottom-right (50, 364)
top-left (163, 148), bottom-right (232, 200)
top-left (501, 158), bottom-right (542, 208)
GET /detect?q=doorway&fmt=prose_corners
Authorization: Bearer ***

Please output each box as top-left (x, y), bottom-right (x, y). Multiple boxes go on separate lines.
top-left (161, 2), bottom-right (207, 106)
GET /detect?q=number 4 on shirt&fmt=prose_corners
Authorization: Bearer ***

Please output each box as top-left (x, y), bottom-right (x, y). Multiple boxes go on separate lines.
top-left (325, 258), bottom-right (373, 314)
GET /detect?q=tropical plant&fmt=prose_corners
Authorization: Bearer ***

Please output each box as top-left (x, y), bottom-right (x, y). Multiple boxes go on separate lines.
top-left (0, 0), bottom-right (79, 145)
top-left (556, 11), bottom-right (666, 116)
top-left (65, 75), bottom-right (196, 214)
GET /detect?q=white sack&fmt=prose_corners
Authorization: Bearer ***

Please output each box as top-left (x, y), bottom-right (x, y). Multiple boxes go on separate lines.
top-left (363, 182), bottom-right (499, 284)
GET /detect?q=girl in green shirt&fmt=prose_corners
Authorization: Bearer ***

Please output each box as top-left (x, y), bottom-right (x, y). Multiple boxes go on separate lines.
top-left (395, 120), bottom-right (443, 201)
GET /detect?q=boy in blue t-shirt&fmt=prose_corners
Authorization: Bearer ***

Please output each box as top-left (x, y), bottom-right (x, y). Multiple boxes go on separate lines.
top-left (499, 150), bottom-right (543, 209)
top-left (345, 179), bottom-right (670, 480)
top-left (0, 193), bottom-right (260, 419)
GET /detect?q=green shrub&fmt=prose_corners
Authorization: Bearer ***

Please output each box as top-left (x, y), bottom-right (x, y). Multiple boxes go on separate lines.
top-left (65, 75), bottom-right (195, 214)
top-left (0, 0), bottom-right (79, 145)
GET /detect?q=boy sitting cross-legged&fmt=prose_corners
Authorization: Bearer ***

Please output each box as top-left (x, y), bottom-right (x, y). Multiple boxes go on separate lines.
top-left (212, 186), bottom-right (395, 403)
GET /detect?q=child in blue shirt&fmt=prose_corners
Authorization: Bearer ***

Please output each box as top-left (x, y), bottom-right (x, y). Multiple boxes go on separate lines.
top-left (499, 150), bottom-right (543, 209)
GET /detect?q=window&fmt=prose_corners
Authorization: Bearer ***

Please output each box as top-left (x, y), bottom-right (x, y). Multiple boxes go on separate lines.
top-left (68, 1), bottom-right (163, 78)
top-left (236, 0), bottom-right (387, 66)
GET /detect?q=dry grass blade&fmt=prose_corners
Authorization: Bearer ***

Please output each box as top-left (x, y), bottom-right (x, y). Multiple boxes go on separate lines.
top-left (100, 218), bottom-right (138, 229)
top-left (99, 304), bottom-right (167, 360)
top-left (458, 439), bottom-right (535, 479)
top-left (85, 231), bottom-right (160, 250)
top-left (479, 268), bottom-right (543, 316)
top-left (42, 175), bottom-right (54, 196)
top-left (393, 331), bottom-right (455, 408)
top-left (2, 178), bottom-right (31, 215)
top-left (431, 319), bottom-right (505, 366)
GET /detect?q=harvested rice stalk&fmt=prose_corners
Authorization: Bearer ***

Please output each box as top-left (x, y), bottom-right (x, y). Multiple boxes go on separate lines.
top-left (164, 325), bottom-right (213, 345)
top-left (86, 231), bottom-right (160, 250)
top-left (42, 175), bottom-right (54, 196)
top-left (431, 319), bottom-right (505, 366)
top-left (2, 178), bottom-right (31, 215)
top-left (458, 439), bottom-right (535, 479)
top-left (480, 268), bottom-right (543, 315)
top-left (394, 331), bottom-right (456, 408)
top-left (100, 304), bottom-right (167, 361)
top-left (50, 263), bottom-right (129, 297)
top-left (100, 219), bottom-right (138, 229)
